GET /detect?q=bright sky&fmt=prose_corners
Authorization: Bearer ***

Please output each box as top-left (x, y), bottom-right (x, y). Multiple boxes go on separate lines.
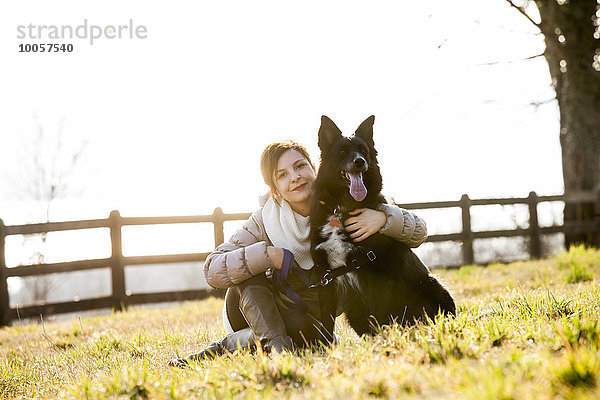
top-left (0, 0), bottom-right (559, 225)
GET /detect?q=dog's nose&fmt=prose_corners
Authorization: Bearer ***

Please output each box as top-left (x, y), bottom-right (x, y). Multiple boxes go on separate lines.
top-left (353, 157), bottom-right (366, 168)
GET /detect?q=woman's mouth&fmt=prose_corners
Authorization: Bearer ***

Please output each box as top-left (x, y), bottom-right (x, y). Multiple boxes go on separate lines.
top-left (292, 183), bottom-right (307, 192)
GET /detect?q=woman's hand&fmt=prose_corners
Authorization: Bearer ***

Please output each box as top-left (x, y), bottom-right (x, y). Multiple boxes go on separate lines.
top-left (344, 208), bottom-right (387, 242)
top-left (267, 246), bottom-right (284, 270)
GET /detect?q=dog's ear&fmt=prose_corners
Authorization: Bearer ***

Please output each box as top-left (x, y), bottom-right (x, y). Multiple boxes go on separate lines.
top-left (318, 115), bottom-right (343, 151)
top-left (355, 115), bottom-right (375, 147)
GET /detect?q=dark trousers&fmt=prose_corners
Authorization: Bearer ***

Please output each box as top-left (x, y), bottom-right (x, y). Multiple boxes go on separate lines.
top-left (225, 272), bottom-right (332, 348)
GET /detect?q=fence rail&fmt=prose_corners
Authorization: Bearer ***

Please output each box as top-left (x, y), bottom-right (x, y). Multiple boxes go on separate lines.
top-left (1, 191), bottom-right (599, 326)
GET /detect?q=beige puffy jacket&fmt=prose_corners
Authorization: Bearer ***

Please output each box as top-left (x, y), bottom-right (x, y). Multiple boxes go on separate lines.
top-left (203, 204), bottom-right (428, 290)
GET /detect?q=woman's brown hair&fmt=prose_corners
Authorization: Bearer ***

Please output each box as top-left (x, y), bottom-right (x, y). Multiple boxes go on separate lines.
top-left (260, 141), bottom-right (316, 198)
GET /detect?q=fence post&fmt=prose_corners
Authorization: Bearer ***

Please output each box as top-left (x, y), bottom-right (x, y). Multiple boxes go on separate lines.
top-left (213, 207), bottom-right (225, 247)
top-left (528, 191), bottom-right (541, 259)
top-left (460, 194), bottom-right (474, 265)
top-left (0, 219), bottom-right (10, 326)
top-left (109, 210), bottom-right (126, 311)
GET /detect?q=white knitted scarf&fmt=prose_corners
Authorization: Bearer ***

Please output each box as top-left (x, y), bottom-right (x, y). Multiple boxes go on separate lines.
top-left (262, 196), bottom-right (313, 270)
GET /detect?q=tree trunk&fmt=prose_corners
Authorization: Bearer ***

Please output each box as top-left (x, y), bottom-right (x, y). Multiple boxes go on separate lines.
top-left (535, 0), bottom-right (600, 247)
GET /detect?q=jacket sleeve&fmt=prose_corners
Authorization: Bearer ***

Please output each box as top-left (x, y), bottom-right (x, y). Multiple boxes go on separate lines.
top-left (376, 203), bottom-right (428, 248)
top-left (203, 209), bottom-right (275, 290)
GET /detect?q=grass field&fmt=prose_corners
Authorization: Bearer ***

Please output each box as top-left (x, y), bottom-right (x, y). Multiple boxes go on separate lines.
top-left (1, 245), bottom-right (599, 399)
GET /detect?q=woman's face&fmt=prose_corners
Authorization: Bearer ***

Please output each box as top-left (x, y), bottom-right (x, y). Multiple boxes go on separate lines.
top-left (273, 149), bottom-right (316, 214)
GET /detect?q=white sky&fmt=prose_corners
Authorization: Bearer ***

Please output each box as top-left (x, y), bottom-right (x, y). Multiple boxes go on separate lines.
top-left (0, 0), bottom-right (560, 227)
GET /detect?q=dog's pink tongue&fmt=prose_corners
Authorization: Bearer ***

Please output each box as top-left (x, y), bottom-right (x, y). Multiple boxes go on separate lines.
top-left (349, 172), bottom-right (367, 202)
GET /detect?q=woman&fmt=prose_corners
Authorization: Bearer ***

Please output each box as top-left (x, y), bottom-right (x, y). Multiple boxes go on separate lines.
top-left (169, 141), bottom-right (427, 366)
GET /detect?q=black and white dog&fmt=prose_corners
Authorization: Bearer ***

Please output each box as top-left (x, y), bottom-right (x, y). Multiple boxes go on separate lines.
top-left (310, 115), bottom-right (456, 336)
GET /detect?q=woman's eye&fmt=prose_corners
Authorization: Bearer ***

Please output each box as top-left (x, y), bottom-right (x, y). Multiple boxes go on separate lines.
top-left (296, 163), bottom-right (306, 169)
top-left (277, 172), bottom-right (287, 180)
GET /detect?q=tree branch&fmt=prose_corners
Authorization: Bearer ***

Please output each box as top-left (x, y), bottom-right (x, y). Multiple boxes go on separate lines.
top-left (505, 0), bottom-right (541, 29)
top-left (477, 52), bottom-right (545, 66)
top-left (529, 97), bottom-right (557, 109)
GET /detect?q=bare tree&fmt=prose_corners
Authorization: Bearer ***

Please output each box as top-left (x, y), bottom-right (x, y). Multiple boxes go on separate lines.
top-left (18, 116), bottom-right (88, 304)
top-left (505, 0), bottom-right (600, 247)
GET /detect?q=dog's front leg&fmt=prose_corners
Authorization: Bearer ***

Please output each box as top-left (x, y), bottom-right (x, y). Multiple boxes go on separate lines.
top-left (310, 205), bottom-right (336, 271)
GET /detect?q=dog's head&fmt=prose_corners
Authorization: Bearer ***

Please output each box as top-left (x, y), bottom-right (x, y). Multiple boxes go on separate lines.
top-left (316, 115), bottom-right (382, 204)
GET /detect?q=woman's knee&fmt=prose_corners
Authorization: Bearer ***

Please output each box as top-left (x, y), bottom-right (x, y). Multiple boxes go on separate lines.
top-left (234, 273), bottom-right (270, 296)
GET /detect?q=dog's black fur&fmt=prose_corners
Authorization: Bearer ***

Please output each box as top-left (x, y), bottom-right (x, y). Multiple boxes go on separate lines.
top-left (310, 115), bottom-right (456, 336)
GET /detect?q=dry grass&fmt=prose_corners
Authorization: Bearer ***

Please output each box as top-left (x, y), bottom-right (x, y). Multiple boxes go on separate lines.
top-left (1, 245), bottom-right (599, 399)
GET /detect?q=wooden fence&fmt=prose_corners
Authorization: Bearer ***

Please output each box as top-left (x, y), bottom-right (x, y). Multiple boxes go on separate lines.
top-left (1, 191), bottom-right (599, 326)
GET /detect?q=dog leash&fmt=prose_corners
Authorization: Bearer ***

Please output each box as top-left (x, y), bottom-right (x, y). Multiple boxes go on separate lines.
top-left (271, 249), bottom-right (336, 343)
top-left (272, 248), bottom-right (378, 312)
top-left (272, 249), bottom-right (310, 312)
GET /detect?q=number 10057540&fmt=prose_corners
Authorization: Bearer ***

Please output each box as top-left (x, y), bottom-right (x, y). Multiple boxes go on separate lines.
top-left (19, 43), bottom-right (74, 53)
